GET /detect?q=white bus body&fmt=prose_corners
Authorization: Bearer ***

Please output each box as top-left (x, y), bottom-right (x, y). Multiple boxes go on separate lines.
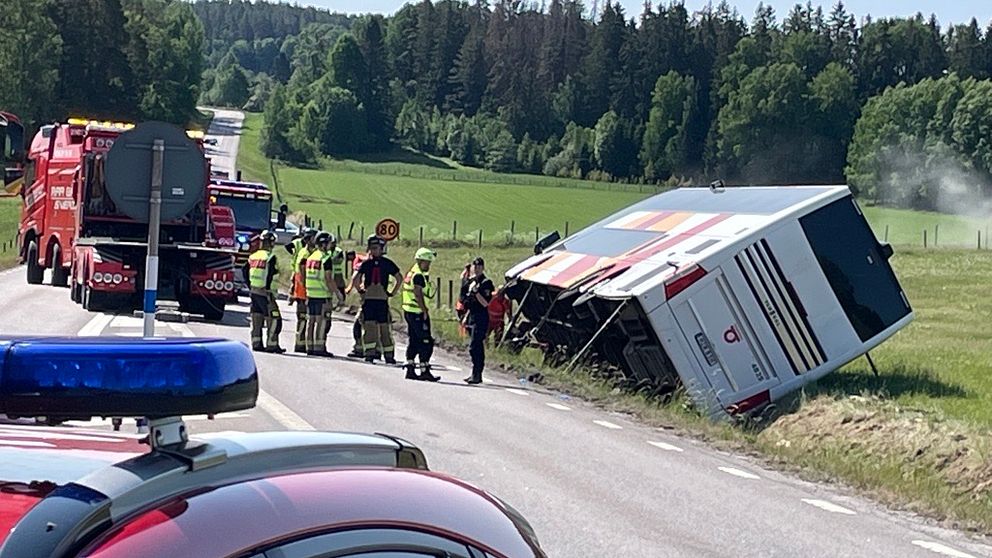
top-left (505, 186), bottom-right (913, 418)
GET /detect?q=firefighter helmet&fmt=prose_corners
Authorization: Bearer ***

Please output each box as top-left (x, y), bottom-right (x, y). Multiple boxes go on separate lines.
top-left (315, 231), bottom-right (332, 245)
top-left (259, 230), bottom-right (277, 242)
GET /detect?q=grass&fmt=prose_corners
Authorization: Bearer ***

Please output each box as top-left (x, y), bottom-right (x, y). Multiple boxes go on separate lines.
top-left (238, 112), bottom-right (992, 532)
top-left (0, 197), bottom-right (20, 268)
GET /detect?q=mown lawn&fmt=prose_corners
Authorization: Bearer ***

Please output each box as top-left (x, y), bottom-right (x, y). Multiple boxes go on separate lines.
top-left (0, 197), bottom-right (20, 268)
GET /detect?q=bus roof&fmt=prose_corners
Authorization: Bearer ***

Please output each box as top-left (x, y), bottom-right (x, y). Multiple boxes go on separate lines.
top-left (508, 185), bottom-right (849, 296)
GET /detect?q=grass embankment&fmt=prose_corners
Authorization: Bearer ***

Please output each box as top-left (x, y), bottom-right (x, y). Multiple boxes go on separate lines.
top-left (0, 197), bottom-right (20, 269)
top-left (239, 114), bottom-right (992, 533)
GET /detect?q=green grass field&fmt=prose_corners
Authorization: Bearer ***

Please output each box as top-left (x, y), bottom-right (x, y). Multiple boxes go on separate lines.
top-left (0, 197), bottom-right (20, 268)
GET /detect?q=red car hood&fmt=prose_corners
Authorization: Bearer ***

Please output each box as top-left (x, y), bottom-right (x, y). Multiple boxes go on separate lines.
top-left (0, 422), bottom-right (145, 546)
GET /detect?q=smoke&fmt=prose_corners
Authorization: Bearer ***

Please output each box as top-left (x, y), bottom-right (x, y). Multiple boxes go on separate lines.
top-left (875, 142), bottom-right (992, 219)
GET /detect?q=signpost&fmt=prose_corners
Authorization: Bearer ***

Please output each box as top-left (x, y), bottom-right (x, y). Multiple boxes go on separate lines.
top-left (105, 122), bottom-right (206, 337)
top-left (375, 218), bottom-right (400, 242)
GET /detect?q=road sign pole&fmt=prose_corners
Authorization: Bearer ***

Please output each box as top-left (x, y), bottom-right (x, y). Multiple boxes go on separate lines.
top-left (143, 139), bottom-right (164, 337)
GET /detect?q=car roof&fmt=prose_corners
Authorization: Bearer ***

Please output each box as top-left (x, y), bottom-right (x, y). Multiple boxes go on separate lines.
top-left (79, 468), bottom-right (544, 558)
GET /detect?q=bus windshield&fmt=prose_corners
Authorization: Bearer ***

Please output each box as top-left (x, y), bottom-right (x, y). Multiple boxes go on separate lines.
top-left (213, 195), bottom-right (272, 232)
top-left (800, 196), bottom-right (911, 342)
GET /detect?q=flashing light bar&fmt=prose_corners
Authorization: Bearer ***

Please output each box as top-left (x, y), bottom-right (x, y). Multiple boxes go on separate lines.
top-left (67, 118), bottom-right (135, 132)
top-left (0, 337), bottom-right (258, 420)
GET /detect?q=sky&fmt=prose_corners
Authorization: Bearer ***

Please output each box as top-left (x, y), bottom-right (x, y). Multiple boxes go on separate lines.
top-left (305, 1), bottom-right (992, 27)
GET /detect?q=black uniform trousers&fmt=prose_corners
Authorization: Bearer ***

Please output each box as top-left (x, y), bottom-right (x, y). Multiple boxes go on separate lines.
top-left (404, 311), bottom-right (434, 364)
top-left (468, 311), bottom-right (489, 380)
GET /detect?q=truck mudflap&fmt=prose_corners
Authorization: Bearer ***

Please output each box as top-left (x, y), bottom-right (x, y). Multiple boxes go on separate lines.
top-left (504, 280), bottom-right (681, 398)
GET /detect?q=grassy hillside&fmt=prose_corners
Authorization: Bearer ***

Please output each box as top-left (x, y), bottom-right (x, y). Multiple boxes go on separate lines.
top-left (0, 197), bottom-right (20, 268)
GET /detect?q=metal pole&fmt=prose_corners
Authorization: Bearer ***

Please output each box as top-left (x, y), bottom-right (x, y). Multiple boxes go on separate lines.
top-left (498, 281), bottom-right (532, 347)
top-left (143, 139), bottom-right (164, 337)
top-left (564, 300), bottom-right (628, 373)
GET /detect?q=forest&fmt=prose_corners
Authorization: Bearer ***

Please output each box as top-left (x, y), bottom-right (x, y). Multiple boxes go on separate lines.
top-left (4, 0), bottom-right (992, 209)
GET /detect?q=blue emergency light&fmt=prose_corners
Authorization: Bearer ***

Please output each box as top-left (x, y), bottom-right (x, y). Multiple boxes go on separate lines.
top-left (0, 337), bottom-right (257, 420)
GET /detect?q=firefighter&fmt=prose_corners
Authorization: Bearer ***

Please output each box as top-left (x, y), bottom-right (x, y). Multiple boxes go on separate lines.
top-left (304, 232), bottom-right (339, 356)
top-left (462, 257), bottom-right (494, 384)
top-left (248, 230), bottom-right (284, 353)
top-left (350, 235), bottom-right (404, 364)
top-left (401, 248), bottom-right (441, 382)
top-left (291, 228), bottom-right (317, 353)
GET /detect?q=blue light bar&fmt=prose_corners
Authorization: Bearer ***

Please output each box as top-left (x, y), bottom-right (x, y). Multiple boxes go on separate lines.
top-left (0, 337), bottom-right (258, 420)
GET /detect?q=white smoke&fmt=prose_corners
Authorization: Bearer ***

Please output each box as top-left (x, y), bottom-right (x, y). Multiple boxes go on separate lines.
top-left (875, 142), bottom-right (992, 219)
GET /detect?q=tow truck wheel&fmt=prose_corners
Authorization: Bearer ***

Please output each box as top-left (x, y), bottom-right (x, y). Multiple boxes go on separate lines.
top-left (70, 280), bottom-right (82, 303)
top-left (26, 240), bottom-right (43, 285)
top-left (203, 301), bottom-right (225, 322)
top-left (82, 286), bottom-right (108, 312)
top-left (51, 245), bottom-right (69, 287)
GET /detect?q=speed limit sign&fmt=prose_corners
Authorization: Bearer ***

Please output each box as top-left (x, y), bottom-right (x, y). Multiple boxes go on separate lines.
top-left (375, 218), bottom-right (400, 241)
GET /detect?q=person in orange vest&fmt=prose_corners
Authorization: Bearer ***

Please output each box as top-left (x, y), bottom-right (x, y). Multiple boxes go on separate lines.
top-left (346, 250), bottom-right (369, 358)
top-left (487, 284), bottom-right (513, 344)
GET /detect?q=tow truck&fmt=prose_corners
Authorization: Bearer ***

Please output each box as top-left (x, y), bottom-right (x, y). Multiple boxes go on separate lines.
top-left (18, 119), bottom-right (238, 320)
top-left (0, 111), bottom-right (25, 195)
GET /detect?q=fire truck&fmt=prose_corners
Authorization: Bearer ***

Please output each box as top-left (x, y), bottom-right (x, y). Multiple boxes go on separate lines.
top-left (19, 118), bottom-right (239, 320)
top-left (0, 111), bottom-right (26, 195)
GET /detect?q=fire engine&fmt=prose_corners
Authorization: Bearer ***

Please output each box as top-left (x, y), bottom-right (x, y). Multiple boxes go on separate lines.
top-left (19, 118), bottom-right (238, 320)
top-left (0, 111), bottom-right (25, 195)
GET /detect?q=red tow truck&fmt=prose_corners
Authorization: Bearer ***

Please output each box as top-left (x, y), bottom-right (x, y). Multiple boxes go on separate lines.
top-left (18, 119), bottom-right (238, 320)
top-left (0, 111), bottom-right (26, 195)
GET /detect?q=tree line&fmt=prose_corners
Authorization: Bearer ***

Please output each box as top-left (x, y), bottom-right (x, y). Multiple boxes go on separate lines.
top-left (250, 0), bottom-right (992, 209)
top-left (0, 0), bottom-right (205, 128)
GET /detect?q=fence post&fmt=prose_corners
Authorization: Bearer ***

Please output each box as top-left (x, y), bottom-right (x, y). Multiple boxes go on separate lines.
top-left (452, 220), bottom-right (457, 240)
top-left (979, 230), bottom-right (982, 250)
top-left (436, 277), bottom-right (442, 309)
top-left (348, 222), bottom-right (354, 240)
top-left (360, 225), bottom-right (365, 241)
top-left (318, 219), bottom-right (323, 230)
top-left (478, 229), bottom-right (483, 248)
top-left (923, 229), bottom-right (927, 248)
top-left (336, 225), bottom-right (341, 242)
top-left (565, 221), bottom-right (569, 237)
top-left (510, 220), bottom-right (515, 239)
top-left (419, 226), bottom-right (424, 245)
top-left (535, 226), bottom-right (540, 243)
top-left (884, 225), bottom-right (889, 243)
top-left (934, 224), bottom-right (939, 247)
top-left (448, 279), bottom-right (454, 309)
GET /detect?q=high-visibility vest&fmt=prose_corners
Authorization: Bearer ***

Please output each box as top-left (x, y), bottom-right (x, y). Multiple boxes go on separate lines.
top-left (305, 249), bottom-right (331, 299)
top-left (401, 265), bottom-right (433, 314)
top-left (248, 249), bottom-right (275, 289)
top-left (330, 247), bottom-right (344, 278)
top-left (294, 244), bottom-right (312, 273)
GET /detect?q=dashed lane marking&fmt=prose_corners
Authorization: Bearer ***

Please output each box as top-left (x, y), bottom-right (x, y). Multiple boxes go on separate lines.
top-left (910, 541), bottom-right (976, 558)
top-left (482, 378), bottom-right (494, 384)
top-left (257, 389), bottom-right (316, 431)
top-left (505, 388), bottom-right (530, 396)
top-left (593, 420), bottom-right (622, 430)
top-left (168, 322), bottom-right (196, 337)
top-left (78, 313), bottom-right (114, 336)
top-left (718, 466), bottom-right (761, 480)
top-left (648, 440), bottom-right (684, 452)
top-left (801, 499), bottom-right (856, 515)
top-left (546, 403), bottom-right (571, 411)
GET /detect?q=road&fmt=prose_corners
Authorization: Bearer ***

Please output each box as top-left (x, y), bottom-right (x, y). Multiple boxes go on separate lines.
top-left (201, 107), bottom-right (243, 179)
top-left (6, 110), bottom-right (990, 558)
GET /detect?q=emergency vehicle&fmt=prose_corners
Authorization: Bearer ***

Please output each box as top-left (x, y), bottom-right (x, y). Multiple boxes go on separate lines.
top-left (505, 185), bottom-right (913, 417)
top-left (0, 111), bottom-right (25, 195)
top-left (0, 336), bottom-right (546, 558)
top-left (18, 119), bottom-right (239, 320)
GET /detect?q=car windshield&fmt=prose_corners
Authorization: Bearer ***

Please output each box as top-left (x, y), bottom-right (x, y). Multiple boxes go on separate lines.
top-left (214, 195), bottom-right (271, 231)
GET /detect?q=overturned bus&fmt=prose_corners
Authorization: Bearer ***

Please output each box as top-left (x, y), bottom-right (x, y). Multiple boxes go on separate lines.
top-left (504, 185), bottom-right (913, 418)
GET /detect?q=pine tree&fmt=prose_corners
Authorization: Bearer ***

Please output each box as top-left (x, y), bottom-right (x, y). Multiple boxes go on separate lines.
top-left (0, 0), bottom-right (62, 126)
top-left (356, 16), bottom-right (394, 148)
top-left (947, 19), bottom-right (987, 79)
top-left (447, 26), bottom-right (487, 115)
top-left (576, 2), bottom-right (626, 127)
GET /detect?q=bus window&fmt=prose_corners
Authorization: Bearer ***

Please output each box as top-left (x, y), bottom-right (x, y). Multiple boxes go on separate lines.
top-left (799, 197), bottom-right (911, 342)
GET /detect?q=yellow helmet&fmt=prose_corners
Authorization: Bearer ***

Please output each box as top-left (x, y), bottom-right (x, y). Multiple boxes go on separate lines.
top-left (415, 247), bottom-right (436, 262)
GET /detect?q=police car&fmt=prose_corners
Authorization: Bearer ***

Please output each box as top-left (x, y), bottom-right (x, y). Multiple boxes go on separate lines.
top-left (0, 337), bottom-right (545, 558)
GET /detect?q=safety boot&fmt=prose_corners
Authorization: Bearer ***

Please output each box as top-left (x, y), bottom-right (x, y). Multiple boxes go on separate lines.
top-left (417, 364), bottom-right (441, 382)
top-left (404, 363), bottom-right (418, 380)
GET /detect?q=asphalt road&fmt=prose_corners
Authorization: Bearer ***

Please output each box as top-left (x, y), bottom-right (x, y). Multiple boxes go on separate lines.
top-left (4, 109), bottom-right (989, 557)
top-left (200, 107), bottom-right (243, 179)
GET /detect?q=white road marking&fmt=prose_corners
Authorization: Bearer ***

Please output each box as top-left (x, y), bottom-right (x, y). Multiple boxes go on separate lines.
top-left (801, 499), bottom-right (856, 515)
top-left (77, 313), bottom-right (114, 336)
top-left (648, 440), bottom-right (684, 452)
top-left (482, 378), bottom-right (494, 384)
top-left (168, 323), bottom-right (196, 337)
top-left (110, 316), bottom-right (144, 328)
top-left (505, 388), bottom-right (530, 396)
top-left (0, 439), bottom-right (56, 448)
top-left (593, 420), bottom-right (622, 430)
top-left (718, 466), bottom-right (761, 480)
top-left (910, 541), bottom-right (976, 558)
top-left (445, 365), bottom-right (463, 372)
top-left (257, 389), bottom-right (316, 431)
top-left (546, 403), bottom-right (571, 411)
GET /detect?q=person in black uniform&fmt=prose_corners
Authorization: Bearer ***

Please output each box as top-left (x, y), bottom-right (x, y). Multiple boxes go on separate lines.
top-left (350, 235), bottom-right (404, 364)
top-left (462, 257), bottom-right (494, 384)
